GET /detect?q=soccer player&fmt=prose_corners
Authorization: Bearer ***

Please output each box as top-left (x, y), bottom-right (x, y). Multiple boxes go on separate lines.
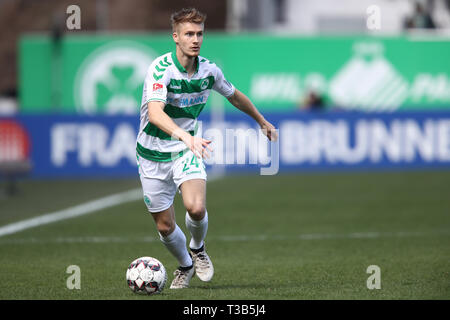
top-left (136, 8), bottom-right (277, 289)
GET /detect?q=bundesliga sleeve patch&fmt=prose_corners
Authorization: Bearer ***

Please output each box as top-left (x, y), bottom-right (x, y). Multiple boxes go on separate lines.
top-left (146, 81), bottom-right (167, 103)
top-left (153, 83), bottom-right (163, 92)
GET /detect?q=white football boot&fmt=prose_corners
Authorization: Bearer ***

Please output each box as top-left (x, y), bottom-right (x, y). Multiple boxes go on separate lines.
top-left (170, 265), bottom-right (195, 289)
top-left (191, 244), bottom-right (214, 282)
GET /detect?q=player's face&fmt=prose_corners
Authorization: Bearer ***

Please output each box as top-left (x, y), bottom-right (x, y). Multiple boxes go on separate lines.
top-left (173, 22), bottom-right (204, 57)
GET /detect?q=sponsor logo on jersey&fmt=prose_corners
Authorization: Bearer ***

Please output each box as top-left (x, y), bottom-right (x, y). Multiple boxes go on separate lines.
top-left (167, 95), bottom-right (206, 106)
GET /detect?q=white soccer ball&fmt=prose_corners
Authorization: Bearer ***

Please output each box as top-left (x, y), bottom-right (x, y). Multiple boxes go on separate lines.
top-left (126, 257), bottom-right (167, 295)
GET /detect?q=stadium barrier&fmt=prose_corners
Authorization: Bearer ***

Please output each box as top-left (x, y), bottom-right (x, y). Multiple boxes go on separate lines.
top-left (1, 111), bottom-right (450, 178)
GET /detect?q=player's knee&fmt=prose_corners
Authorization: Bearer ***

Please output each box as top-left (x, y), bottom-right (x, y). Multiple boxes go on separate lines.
top-left (186, 202), bottom-right (206, 221)
top-left (156, 220), bottom-right (175, 237)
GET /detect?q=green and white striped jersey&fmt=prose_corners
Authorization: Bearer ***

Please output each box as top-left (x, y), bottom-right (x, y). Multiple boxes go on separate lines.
top-left (136, 51), bottom-right (235, 162)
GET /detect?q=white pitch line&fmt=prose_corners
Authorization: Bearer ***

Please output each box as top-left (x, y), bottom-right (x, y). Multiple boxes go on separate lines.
top-left (0, 175), bottom-right (224, 238)
top-left (0, 188), bottom-right (142, 238)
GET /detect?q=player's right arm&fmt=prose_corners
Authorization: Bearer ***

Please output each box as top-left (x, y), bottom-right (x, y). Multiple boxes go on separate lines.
top-left (147, 101), bottom-right (212, 159)
top-left (143, 56), bottom-right (212, 159)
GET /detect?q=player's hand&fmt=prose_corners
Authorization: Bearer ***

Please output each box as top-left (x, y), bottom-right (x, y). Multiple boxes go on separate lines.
top-left (182, 135), bottom-right (213, 159)
top-left (259, 119), bottom-right (278, 142)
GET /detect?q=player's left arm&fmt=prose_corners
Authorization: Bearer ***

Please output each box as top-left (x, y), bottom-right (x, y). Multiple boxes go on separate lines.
top-left (227, 89), bottom-right (278, 142)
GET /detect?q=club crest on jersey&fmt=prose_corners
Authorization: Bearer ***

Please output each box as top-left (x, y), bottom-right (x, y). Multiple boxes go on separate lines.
top-left (153, 83), bottom-right (163, 92)
top-left (200, 79), bottom-right (209, 90)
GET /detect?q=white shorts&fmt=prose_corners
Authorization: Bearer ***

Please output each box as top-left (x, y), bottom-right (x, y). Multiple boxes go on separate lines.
top-left (138, 150), bottom-right (207, 213)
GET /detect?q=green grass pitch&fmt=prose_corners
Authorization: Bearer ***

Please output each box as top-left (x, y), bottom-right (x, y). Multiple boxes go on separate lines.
top-left (0, 171), bottom-right (449, 299)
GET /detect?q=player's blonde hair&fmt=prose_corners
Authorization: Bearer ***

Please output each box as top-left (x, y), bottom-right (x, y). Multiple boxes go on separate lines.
top-left (170, 8), bottom-right (207, 31)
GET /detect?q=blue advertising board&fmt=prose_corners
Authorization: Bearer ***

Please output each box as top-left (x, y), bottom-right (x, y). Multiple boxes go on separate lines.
top-left (2, 111), bottom-right (450, 178)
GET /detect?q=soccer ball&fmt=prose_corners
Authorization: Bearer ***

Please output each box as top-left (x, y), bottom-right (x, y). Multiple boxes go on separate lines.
top-left (126, 257), bottom-right (167, 295)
